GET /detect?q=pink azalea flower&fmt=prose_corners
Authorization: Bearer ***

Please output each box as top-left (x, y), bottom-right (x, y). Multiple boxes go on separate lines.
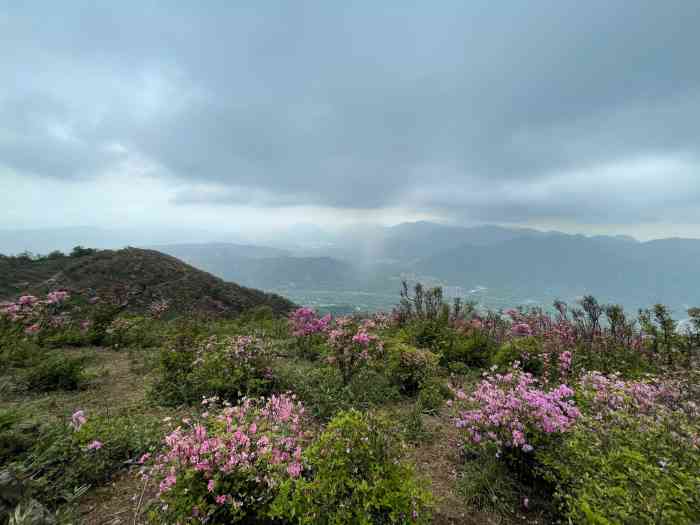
top-left (86, 440), bottom-right (103, 450)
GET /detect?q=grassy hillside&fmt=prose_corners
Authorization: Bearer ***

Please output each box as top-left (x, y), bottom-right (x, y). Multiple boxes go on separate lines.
top-left (0, 247), bottom-right (295, 317)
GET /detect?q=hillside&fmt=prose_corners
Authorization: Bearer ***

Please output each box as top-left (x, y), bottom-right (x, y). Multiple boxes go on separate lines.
top-left (0, 247), bottom-right (295, 317)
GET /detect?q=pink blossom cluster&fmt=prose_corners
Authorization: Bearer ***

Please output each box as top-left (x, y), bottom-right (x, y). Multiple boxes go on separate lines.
top-left (326, 324), bottom-right (384, 383)
top-left (0, 290), bottom-right (71, 334)
top-left (505, 309), bottom-right (577, 350)
top-left (195, 335), bottom-right (266, 365)
top-left (288, 307), bottom-right (331, 337)
top-left (46, 290), bottom-right (69, 304)
top-left (149, 299), bottom-right (170, 318)
top-left (577, 371), bottom-right (682, 414)
top-left (71, 409), bottom-right (87, 431)
top-left (147, 394), bottom-right (309, 516)
top-left (453, 368), bottom-right (581, 452)
top-left (511, 323), bottom-right (533, 337)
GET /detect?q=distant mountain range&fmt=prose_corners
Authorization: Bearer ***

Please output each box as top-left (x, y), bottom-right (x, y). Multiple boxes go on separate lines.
top-left (2, 222), bottom-right (698, 314)
top-left (150, 223), bottom-right (700, 314)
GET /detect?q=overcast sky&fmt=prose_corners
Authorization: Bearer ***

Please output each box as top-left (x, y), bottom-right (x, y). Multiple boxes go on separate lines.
top-left (2, 1), bottom-right (700, 240)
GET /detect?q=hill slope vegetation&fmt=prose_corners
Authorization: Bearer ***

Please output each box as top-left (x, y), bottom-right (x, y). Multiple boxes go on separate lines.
top-left (0, 247), bottom-right (295, 317)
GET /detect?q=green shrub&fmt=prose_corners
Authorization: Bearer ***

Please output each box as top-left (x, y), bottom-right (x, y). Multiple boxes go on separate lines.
top-left (402, 320), bottom-right (451, 354)
top-left (537, 411), bottom-right (700, 524)
top-left (293, 333), bottom-right (327, 360)
top-left (275, 361), bottom-right (399, 421)
top-left (40, 327), bottom-right (92, 348)
top-left (0, 410), bottom-right (37, 466)
top-left (441, 330), bottom-right (496, 368)
top-left (491, 337), bottom-right (544, 375)
top-left (274, 361), bottom-right (348, 420)
top-left (348, 367), bottom-right (401, 408)
top-left (22, 353), bottom-right (89, 391)
top-left (0, 339), bottom-right (41, 371)
top-left (150, 334), bottom-right (272, 406)
top-left (400, 404), bottom-right (433, 444)
top-left (417, 378), bottom-right (450, 415)
top-left (101, 315), bottom-right (166, 349)
top-left (270, 409), bottom-right (433, 524)
top-left (19, 411), bottom-right (162, 509)
top-left (387, 343), bottom-right (439, 396)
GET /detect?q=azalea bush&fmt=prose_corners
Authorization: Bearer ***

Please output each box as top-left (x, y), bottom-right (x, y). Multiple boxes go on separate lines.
top-left (270, 409), bottom-right (433, 524)
top-left (538, 397), bottom-right (700, 524)
top-left (146, 394), bottom-right (310, 524)
top-left (0, 291), bottom-right (99, 352)
top-left (288, 307), bottom-right (330, 359)
top-left (452, 366), bottom-right (581, 455)
top-left (325, 318), bottom-right (385, 385)
top-left (151, 334), bottom-right (273, 406)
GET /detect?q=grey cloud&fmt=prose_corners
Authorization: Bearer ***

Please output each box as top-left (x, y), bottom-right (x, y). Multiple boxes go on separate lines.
top-left (2, 1), bottom-right (700, 224)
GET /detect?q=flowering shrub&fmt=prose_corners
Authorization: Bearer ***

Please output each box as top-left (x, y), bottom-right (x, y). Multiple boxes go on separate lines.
top-left (326, 321), bottom-right (384, 385)
top-left (288, 307), bottom-right (331, 359)
top-left (0, 291), bottom-right (71, 338)
top-left (151, 334), bottom-right (273, 406)
top-left (452, 367), bottom-right (581, 453)
top-left (576, 371), bottom-right (682, 416)
top-left (288, 307), bottom-right (331, 337)
top-left (146, 394), bottom-right (310, 524)
top-left (270, 409), bottom-right (433, 524)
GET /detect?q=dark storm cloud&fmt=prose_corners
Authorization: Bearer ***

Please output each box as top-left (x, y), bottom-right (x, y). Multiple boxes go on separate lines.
top-left (2, 0), bottom-right (700, 223)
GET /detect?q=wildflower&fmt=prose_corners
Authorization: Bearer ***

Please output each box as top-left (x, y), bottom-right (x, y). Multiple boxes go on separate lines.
top-left (71, 410), bottom-right (87, 431)
top-left (352, 330), bottom-right (371, 346)
top-left (86, 440), bottom-right (103, 450)
top-left (25, 323), bottom-right (40, 335)
top-left (287, 462), bottom-right (302, 478)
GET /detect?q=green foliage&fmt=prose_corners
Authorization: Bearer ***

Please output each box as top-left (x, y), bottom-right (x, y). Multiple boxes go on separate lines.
top-left (16, 412), bottom-right (161, 509)
top-left (538, 412), bottom-right (700, 524)
top-left (293, 333), bottom-right (327, 361)
top-left (416, 378), bottom-right (450, 415)
top-left (491, 337), bottom-right (544, 375)
top-left (103, 315), bottom-right (166, 349)
top-left (270, 410), bottom-right (433, 524)
top-left (0, 338), bottom-right (39, 371)
top-left (400, 404), bottom-right (433, 444)
top-left (458, 449), bottom-right (519, 516)
top-left (387, 343), bottom-right (439, 396)
top-left (69, 246), bottom-right (97, 258)
top-left (440, 330), bottom-right (496, 368)
top-left (275, 360), bottom-right (400, 422)
top-left (0, 410), bottom-right (37, 467)
top-left (150, 332), bottom-right (273, 406)
top-left (21, 352), bottom-right (89, 392)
